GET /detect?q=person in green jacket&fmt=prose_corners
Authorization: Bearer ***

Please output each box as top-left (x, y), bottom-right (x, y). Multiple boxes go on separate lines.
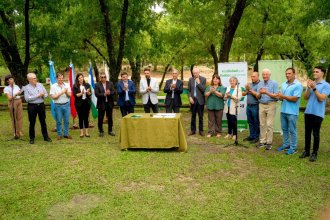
top-left (205, 74), bottom-right (226, 138)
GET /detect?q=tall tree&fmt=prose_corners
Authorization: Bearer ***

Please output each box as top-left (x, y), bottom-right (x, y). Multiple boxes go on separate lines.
top-left (0, 0), bottom-right (32, 85)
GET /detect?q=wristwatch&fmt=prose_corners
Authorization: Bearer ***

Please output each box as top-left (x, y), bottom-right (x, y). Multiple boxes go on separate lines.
top-left (313, 88), bottom-right (316, 91)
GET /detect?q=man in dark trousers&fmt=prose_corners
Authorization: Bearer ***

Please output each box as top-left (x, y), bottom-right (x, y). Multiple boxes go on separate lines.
top-left (188, 67), bottom-right (206, 136)
top-left (23, 73), bottom-right (52, 144)
top-left (94, 72), bottom-right (116, 137)
top-left (242, 71), bottom-right (261, 143)
top-left (164, 69), bottom-right (183, 113)
top-left (300, 66), bottom-right (330, 162)
top-left (117, 72), bottom-right (136, 117)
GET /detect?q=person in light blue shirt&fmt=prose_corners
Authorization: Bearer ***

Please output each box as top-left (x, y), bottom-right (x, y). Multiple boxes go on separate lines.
top-left (256, 69), bottom-right (279, 150)
top-left (277, 68), bottom-right (303, 155)
top-left (300, 66), bottom-right (330, 162)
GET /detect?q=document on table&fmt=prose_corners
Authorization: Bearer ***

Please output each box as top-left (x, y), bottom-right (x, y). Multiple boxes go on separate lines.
top-left (152, 113), bottom-right (176, 118)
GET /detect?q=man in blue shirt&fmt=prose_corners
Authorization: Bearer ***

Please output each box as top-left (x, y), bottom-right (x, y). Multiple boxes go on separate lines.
top-left (242, 71), bottom-right (260, 143)
top-left (257, 69), bottom-right (279, 150)
top-left (277, 68), bottom-right (303, 155)
top-left (300, 66), bottom-right (330, 162)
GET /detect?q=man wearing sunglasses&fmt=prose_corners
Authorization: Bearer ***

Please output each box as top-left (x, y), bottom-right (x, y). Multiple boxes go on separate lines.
top-left (95, 72), bottom-right (116, 137)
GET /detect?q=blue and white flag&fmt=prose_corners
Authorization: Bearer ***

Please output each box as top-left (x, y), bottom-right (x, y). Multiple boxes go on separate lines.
top-left (49, 61), bottom-right (57, 120)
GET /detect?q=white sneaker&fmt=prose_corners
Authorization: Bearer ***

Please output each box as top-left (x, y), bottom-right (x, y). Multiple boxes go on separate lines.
top-left (224, 134), bottom-right (232, 139)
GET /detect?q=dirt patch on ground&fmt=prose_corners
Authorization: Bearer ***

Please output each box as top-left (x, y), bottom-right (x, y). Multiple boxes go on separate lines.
top-left (318, 202), bottom-right (330, 220)
top-left (47, 194), bottom-right (104, 219)
top-left (186, 136), bottom-right (257, 181)
top-left (117, 181), bottom-right (165, 192)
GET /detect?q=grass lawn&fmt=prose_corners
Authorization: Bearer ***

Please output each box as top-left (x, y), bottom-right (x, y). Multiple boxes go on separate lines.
top-left (0, 106), bottom-right (329, 219)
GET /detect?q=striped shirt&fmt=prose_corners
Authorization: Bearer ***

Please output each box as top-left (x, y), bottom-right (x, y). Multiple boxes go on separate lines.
top-left (23, 83), bottom-right (48, 104)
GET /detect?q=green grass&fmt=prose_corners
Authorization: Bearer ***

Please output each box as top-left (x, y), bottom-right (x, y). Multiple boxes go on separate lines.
top-left (0, 106), bottom-right (329, 219)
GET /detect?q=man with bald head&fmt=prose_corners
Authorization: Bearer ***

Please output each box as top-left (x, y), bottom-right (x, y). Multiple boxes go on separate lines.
top-left (188, 67), bottom-right (206, 136)
top-left (164, 69), bottom-right (183, 113)
top-left (23, 73), bottom-right (52, 144)
top-left (256, 69), bottom-right (278, 150)
top-left (242, 71), bottom-right (261, 143)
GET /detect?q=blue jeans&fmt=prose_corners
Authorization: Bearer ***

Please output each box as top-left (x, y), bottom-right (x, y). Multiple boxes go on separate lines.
top-left (246, 104), bottom-right (260, 139)
top-left (280, 112), bottom-right (298, 150)
top-left (54, 102), bottom-right (71, 136)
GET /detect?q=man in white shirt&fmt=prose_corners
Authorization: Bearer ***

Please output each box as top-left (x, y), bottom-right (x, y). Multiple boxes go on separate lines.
top-left (50, 73), bottom-right (72, 140)
top-left (140, 68), bottom-right (159, 113)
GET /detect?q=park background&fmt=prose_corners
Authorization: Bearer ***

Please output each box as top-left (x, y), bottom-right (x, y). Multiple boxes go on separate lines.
top-left (0, 0), bottom-right (330, 219)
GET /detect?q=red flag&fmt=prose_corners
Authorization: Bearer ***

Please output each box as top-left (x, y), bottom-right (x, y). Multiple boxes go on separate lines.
top-left (69, 65), bottom-right (77, 118)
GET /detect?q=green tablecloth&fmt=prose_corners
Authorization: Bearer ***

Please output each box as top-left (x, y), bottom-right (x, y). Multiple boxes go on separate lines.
top-left (119, 113), bottom-right (188, 152)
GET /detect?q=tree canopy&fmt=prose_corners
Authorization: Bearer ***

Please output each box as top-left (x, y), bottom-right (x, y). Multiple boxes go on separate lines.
top-left (0, 0), bottom-right (329, 85)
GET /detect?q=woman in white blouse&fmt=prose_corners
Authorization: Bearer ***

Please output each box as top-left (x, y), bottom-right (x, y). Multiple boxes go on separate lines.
top-left (4, 75), bottom-right (23, 138)
top-left (223, 76), bottom-right (242, 140)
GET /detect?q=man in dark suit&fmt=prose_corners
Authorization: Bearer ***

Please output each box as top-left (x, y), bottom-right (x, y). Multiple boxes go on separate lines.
top-left (188, 67), bottom-right (206, 136)
top-left (164, 69), bottom-right (183, 113)
top-left (94, 72), bottom-right (116, 137)
top-left (117, 72), bottom-right (136, 117)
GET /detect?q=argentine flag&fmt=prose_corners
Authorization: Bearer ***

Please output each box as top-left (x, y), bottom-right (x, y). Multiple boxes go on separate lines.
top-left (49, 61), bottom-right (57, 120)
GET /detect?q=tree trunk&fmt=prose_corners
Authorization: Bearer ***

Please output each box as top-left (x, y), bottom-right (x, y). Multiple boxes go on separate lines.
top-left (295, 34), bottom-right (313, 77)
top-left (159, 64), bottom-right (171, 89)
top-left (210, 44), bottom-right (219, 74)
top-left (0, 2), bottom-right (31, 87)
top-left (219, 0), bottom-right (248, 62)
top-left (326, 64), bottom-right (330, 84)
top-left (92, 60), bottom-right (100, 82)
top-left (181, 60), bottom-right (184, 81)
top-left (130, 55), bottom-right (141, 90)
top-left (98, 0), bottom-right (129, 84)
top-left (254, 46), bottom-right (264, 72)
top-left (190, 64), bottom-right (195, 77)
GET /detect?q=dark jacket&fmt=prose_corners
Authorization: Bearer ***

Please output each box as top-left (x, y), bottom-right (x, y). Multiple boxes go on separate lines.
top-left (188, 76), bottom-right (206, 105)
top-left (73, 83), bottom-right (91, 107)
top-left (116, 80), bottom-right (136, 107)
top-left (163, 79), bottom-right (183, 106)
top-left (94, 81), bottom-right (115, 110)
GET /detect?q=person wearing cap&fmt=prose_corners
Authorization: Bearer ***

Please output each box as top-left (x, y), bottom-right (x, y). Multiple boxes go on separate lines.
top-left (4, 75), bottom-right (23, 138)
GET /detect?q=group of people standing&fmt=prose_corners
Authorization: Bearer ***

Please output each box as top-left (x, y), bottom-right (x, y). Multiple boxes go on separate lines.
top-left (191, 66), bottom-right (329, 162)
top-left (173, 66), bottom-right (329, 162)
top-left (3, 66), bottom-right (329, 161)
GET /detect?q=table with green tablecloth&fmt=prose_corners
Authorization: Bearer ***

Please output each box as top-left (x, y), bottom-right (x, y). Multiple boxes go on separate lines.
top-left (119, 113), bottom-right (187, 151)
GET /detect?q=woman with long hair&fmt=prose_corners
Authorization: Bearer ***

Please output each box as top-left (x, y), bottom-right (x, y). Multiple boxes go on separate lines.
top-left (224, 76), bottom-right (242, 140)
top-left (73, 73), bottom-right (92, 137)
top-left (205, 74), bottom-right (226, 138)
top-left (4, 75), bottom-right (23, 138)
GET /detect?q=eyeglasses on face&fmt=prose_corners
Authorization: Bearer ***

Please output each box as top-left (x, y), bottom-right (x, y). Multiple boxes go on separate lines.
top-left (100, 76), bottom-right (106, 78)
